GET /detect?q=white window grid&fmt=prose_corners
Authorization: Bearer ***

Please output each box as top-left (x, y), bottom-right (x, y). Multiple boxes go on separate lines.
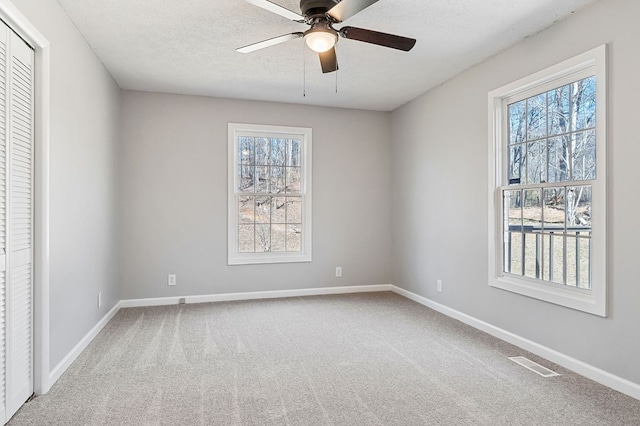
top-left (228, 123), bottom-right (312, 265)
top-left (502, 75), bottom-right (596, 290)
top-left (488, 45), bottom-right (607, 316)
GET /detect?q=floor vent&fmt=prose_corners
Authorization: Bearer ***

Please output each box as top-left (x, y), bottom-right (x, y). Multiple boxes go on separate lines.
top-left (509, 356), bottom-right (560, 377)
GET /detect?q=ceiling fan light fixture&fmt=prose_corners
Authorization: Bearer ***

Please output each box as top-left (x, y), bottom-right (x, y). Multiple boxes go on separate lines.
top-left (304, 31), bottom-right (337, 53)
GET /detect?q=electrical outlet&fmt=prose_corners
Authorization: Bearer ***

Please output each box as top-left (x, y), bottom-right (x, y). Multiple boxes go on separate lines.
top-left (168, 274), bottom-right (177, 286)
top-left (98, 292), bottom-right (102, 308)
top-left (437, 279), bottom-right (443, 292)
top-left (335, 267), bottom-right (342, 277)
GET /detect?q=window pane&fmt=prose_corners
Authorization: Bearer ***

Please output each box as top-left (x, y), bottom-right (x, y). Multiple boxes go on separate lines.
top-left (566, 236), bottom-right (579, 288)
top-left (548, 85), bottom-right (570, 136)
top-left (527, 141), bottom-right (547, 184)
top-left (508, 100), bottom-right (526, 145)
top-left (254, 166), bottom-right (268, 192)
top-left (507, 232), bottom-right (523, 275)
top-left (270, 138), bottom-right (286, 166)
top-left (504, 190), bottom-right (522, 232)
top-left (509, 145), bottom-right (524, 184)
top-left (239, 137), bottom-right (254, 165)
top-left (287, 197), bottom-right (301, 223)
top-left (255, 224), bottom-right (271, 252)
top-left (238, 196), bottom-right (254, 223)
top-left (271, 224), bottom-right (286, 252)
top-left (541, 233), bottom-right (562, 283)
top-left (571, 130), bottom-right (596, 181)
top-left (577, 185), bottom-right (592, 229)
top-left (286, 225), bottom-right (301, 252)
top-left (548, 136), bottom-right (570, 183)
top-left (527, 93), bottom-right (547, 140)
top-left (238, 165), bottom-right (254, 192)
top-left (286, 167), bottom-right (301, 193)
top-left (572, 76), bottom-right (596, 131)
top-left (524, 233), bottom-right (540, 279)
top-left (238, 225), bottom-right (255, 253)
top-left (255, 138), bottom-right (269, 165)
top-left (541, 234), bottom-right (550, 281)
top-left (269, 166), bottom-right (285, 193)
top-left (271, 197), bottom-right (286, 223)
top-left (578, 237), bottom-right (591, 289)
top-left (566, 186), bottom-right (592, 229)
top-left (255, 196), bottom-right (271, 223)
top-left (523, 189), bottom-right (542, 231)
top-left (543, 187), bottom-right (565, 232)
top-left (551, 235), bottom-right (564, 285)
top-left (287, 139), bottom-right (301, 166)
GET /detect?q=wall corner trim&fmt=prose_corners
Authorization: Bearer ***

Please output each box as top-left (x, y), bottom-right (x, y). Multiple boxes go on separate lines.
top-left (390, 285), bottom-right (640, 401)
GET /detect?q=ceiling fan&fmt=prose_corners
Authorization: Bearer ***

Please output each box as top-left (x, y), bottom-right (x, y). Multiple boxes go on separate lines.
top-left (238, 0), bottom-right (417, 73)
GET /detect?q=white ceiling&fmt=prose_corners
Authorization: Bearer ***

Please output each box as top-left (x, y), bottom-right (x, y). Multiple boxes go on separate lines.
top-left (57, 0), bottom-right (598, 111)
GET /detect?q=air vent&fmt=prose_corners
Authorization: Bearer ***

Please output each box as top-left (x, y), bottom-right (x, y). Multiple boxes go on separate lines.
top-left (509, 356), bottom-right (560, 377)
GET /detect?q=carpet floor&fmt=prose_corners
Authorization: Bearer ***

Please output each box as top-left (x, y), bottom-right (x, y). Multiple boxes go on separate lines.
top-left (9, 292), bottom-right (640, 425)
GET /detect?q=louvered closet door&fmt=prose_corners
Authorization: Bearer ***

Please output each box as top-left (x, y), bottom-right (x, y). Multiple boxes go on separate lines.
top-left (0, 20), bottom-right (8, 425)
top-left (1, 22), bottom-right (34, 422)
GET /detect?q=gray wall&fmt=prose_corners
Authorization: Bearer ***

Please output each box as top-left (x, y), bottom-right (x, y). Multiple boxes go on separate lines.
top-left (11, 0), bottom-right (122, 368)
top-left (391, 0), bottom-right (640, 384)
top-left (119, 91), bottom-right (392, 299)
top-left (10, 0), bottom-right (638, 392)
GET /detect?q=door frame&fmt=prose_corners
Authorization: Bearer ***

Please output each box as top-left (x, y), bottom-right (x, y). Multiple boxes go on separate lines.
top-left (0, 0), bottom-right (51, 395)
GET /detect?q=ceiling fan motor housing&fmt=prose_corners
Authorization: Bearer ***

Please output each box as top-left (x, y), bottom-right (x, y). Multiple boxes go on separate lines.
top-left (239, 0), bottom-right (417, 74)
top-left (300, 0), bottom-right (340, 18)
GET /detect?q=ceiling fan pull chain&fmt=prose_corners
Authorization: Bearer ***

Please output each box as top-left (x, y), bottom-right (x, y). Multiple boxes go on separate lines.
top-left (303, 40), bottom-right (306, 97)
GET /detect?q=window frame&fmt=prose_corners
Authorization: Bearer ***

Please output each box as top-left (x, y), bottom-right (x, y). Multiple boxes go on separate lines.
top-left (228, 123), bottom-right (312, 265)
top-left (487, 45), bottom-right (607, 317)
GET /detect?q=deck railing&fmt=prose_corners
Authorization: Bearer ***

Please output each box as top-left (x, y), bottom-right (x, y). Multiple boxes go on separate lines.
top-left (505, 224), bottom-right (591, 288)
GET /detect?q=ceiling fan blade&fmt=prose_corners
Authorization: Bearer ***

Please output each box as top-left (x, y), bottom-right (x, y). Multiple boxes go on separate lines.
top-left (327, 0), bottom-right (380, 23)
top-left (237, 33), bottom-right (304, 53)
top-left (339, 26), bottom-right (416, 51)
top-left (245, 0), bottom-right (305, 21)
top-left (319, 47), bottom-right (339, 73)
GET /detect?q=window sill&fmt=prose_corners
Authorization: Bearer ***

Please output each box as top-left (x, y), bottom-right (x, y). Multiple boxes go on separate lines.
top-left (490, 274), bottom-right (606, 317)
top-left (228, 252), bottom-right (312, 266)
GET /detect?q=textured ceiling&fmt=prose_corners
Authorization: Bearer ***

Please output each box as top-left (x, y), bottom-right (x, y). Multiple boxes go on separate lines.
top-left (57, 0), bottom-right (599, 111)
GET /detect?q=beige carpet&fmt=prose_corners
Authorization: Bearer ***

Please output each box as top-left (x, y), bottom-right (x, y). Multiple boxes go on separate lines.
top-left (10, 292), bottom-right (640, 425)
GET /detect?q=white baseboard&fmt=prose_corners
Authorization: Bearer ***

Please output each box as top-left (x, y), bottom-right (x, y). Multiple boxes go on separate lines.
top-left (390, 285), bottom-right (640, 401)
top-left (47, 301), bottom-right (121, 388)
top-left (46, 283), bottom-right (640, 403)
top-left (119, 284), bottom-right (394, 308)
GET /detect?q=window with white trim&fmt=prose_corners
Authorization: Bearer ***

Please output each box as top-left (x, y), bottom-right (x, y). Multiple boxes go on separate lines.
top-left (488, 46), bottom-right (607, 316)
top-left (228, 123), bottom-right (312, 265)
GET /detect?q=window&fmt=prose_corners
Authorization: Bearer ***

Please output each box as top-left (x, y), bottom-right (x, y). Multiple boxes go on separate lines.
top-left (228, 123), bottom-right (312, 265)
top-left (488, 45), bottom-right (607, 316)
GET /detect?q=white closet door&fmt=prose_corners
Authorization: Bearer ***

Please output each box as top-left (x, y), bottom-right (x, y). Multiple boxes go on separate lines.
top-left (0, 20), bottom-right (8, 425)
top-left (4, 25), bottom-right (34, 421)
